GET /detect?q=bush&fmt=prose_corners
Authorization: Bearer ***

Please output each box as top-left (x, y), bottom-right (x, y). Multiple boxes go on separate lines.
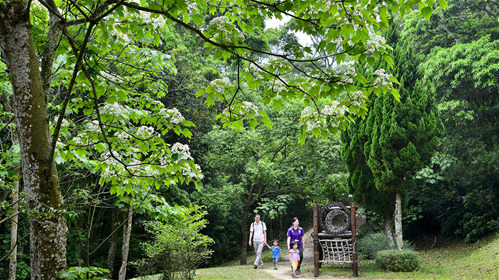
top-left (138, 206), bottom-right (213, 280)
top-left (375, 250), bottom-right (420, 272)
top-left (358, 232), bottom-right (415, 259)
top-left (358, 232), bottom-right (390, 259)
top-left (57, 267), bottom-right (109, 279)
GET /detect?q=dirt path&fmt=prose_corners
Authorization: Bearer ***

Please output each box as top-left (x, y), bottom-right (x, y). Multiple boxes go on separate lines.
top-left (261, 228), bottom-right (356, 280)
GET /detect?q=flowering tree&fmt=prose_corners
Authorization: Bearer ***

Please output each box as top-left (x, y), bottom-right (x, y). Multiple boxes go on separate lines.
top-left (0, 0), bottom-right (442, 278)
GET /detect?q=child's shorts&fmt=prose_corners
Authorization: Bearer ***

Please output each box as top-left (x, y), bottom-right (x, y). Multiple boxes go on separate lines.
top-left (291, 261), bottom-right (298, 271)
top-left (273, 257), bottom-right (279, 264)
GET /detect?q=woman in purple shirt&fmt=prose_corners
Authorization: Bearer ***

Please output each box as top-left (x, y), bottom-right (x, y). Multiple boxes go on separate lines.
top-left (287, 217), bottom-right (304, 274)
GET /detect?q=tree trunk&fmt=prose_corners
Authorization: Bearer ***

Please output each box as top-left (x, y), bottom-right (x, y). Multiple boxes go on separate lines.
top-left (9, 179), bottom-right (19, 280)
top-left (77, 213), bottom-right (85, 266)
top-left (107, 207), bottom-right (120, 279)
top-left (118, 207), bottom-right (133, 280)
top-left (239, 203), bottom-right (250, 265)
top-left (394, 190), bottom-right (404, 250)
top-left (0, 3), bottom-right (68, 279)
top-left (383, 214), bottom-right (395, 249)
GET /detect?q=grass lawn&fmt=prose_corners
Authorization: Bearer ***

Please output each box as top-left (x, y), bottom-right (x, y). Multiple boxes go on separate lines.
top-left (133, 232), bottom-right (499, 279)
top-left (309, 232), bottom-right (499, 279)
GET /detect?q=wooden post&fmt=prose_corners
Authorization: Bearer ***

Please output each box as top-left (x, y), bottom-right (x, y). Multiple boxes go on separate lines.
top-left (313, 203), bottom-right (320, 277)
top-left (351, 202), bottom-right (358, 277)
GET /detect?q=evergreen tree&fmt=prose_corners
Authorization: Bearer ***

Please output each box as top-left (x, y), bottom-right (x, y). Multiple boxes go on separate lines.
top-left (368, 24), bottom-right (442, 250)
top-left (341, 96), bottom-right (397, 248)
top-left (343, 19), bottom-right (442, 250)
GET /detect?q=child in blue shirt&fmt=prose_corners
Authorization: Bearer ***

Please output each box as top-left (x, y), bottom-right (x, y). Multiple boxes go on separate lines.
top-left (267, 239), bottom-right (281, 270)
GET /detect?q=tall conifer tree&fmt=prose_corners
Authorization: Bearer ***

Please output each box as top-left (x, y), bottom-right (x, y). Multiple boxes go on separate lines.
top-left (342, 95), bottom-right (397, 248)
top-left (343, 19), bottom-right (442, 250)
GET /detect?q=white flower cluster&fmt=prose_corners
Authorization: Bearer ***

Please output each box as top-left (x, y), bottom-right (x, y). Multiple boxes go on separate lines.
top-left (366, 31), bottom-right (387, 53)
top-left (272, 80), bottom-right (286, 94)
top-left (140, 11), bottom-right (166, 26)
top-left (349, 91), bottom-right (366, 107)
top-left (270, 59), bottom-right (288, 73)
top-left (221, 101), bottom-right (261, 119)
top-left (322, 101), bottom-right (347, 117)
top-left (86, 120), bottom-right (101, 133)
top-left (301, 107), bottom-right (322, 132)
top-left (333, 62), bottom-right (356, 77)
top-left (100, 151), bottom-right (123, 178)
top-left (210, 16), bottom-right (231, 31)
top-left (116, 130), bottom-right (130, 140)
top-left (373, 69), bottom-right (393, 88)
top-left (301, 101), bottom-right (347, 132)
top-left (61, 119), bottom-right (69, 128)
top-left (249, 64), bottom-right (264, 80)
top-left (102, 102), bottom-right (127, 117)
top-left (137, 126), bottom-right (156, 138)
top-left (159, 107), bottom-right (185, 125)
top-left (242, 101), bottom-right (261, 117)
top-left (332, 62), bottom-right (355, 83)
top-left (72, 136), bottom-right (84, 145)
top-left (111, 29), bottom-right (129, 42)
top-left (172, 142), bottom-right (190, 154)
top-left (160, 143), bottom-right (203, 179)
top-left (209, 16), bottom-right (244, 43)
top-left (101, 71), bottom-right (121, 83)
top-left (210, 78), bottom-right (231, 94)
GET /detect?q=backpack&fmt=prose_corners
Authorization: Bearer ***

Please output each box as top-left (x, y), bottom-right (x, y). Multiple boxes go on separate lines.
top-left (289, 226), bottom-right (302, 235)
top-left (251, 221), bottom-right (266, 236)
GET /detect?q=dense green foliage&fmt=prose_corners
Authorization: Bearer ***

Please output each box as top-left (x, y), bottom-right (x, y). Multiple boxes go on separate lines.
top-left (400, 0), bottom-right (499, 243)
top-left (2, 0), bottom-right (499, 278)
top-left (375, 249), bottom-right (420, 272)
top-left (358, 232), bottom-right (414, 260)
top-left (137, 206), bottom-right (213, 280)
top-left (58, 267), bottom-right (109, 280)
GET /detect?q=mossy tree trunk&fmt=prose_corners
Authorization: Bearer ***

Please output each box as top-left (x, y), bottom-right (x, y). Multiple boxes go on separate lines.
top-left (107, 207), bottom-right (120, 278)
top-left (383, 215), bottom-right (395, 248)
top-left (240, 204), bottom-right (250, 265)
top-left (0, 2), bottom-right (68, 279)
top-left (394, 191), bottom-right (403, 250)
top-left (118, 206), bottom-right (133, 280)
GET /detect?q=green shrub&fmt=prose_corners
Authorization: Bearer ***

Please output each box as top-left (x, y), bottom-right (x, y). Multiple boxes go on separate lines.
top-left (357, 232), bottom-right (415, 259)
top-left (138, 205), bottom-right (213, 280)
top-left (57, 267), bottom-right (109, 279)
top-left (375, 249), bottom-right (420, 272)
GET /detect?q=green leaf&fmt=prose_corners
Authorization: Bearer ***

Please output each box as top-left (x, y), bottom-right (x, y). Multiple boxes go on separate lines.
top-left (367, 56), bottom-right (375, 67)
top-left (389, 76), bottom-right (400, 85)
top-left (383, 55), bottom-right (395, 68)
top-left (391, 88), bottom-right (400, 101)
top-left (438, 0), bottom-right (448, 10)
top-left (272, 98), bottom-right (283, 111)
top-left (421, 6), bottom-right (432, 20)
top-left (183, 13), bottom-right (191, 24)
top-left (182, 128), bottom-right (193, 139)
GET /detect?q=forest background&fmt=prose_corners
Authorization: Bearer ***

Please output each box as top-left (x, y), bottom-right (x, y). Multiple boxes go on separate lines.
top-left (0, 0), bottom-right (498, 279)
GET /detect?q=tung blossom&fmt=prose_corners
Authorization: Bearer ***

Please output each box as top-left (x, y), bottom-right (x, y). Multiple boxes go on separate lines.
top-left (159, 107), bottom-right (185, 124)
top-left (301, 101), bottom-right (347, 132)
top-left (349, 91), bottom-right (366, 107)
top-left (209, 16), bottom-right (244, 43)
top-left (210, 78), bottom-right (231, 94)
top-left (373, 69), bottom-right (393, 88)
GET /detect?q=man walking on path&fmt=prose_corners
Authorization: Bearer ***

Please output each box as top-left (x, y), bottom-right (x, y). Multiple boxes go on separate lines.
top-left (249, 213), bottom-right (268, 269)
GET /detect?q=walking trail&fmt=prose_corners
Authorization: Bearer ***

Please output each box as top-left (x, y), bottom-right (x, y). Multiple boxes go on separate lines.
top-left (261, 228), bottom-right (356, 280)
